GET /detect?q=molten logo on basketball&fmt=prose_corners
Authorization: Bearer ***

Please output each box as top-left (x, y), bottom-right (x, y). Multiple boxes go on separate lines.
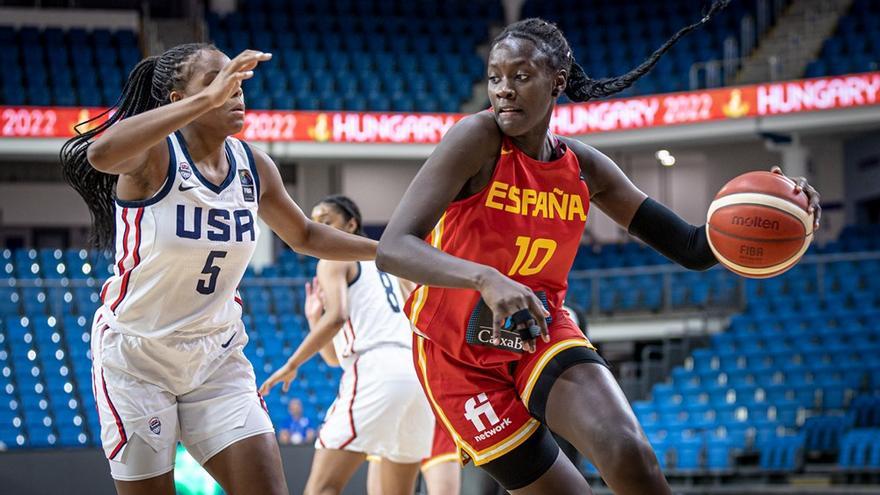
top-left (731, 215), bottom-right (780, 231)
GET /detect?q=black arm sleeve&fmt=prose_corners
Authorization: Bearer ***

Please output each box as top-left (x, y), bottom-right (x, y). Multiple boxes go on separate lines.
top-left (627, 197), bottom-right (718, 271)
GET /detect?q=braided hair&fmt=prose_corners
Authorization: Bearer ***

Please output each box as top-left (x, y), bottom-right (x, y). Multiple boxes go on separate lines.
top-left (60, 42), bottom-right (215, 251)
top-left (319, 195), bottom-right (365, 236)
top-left (492, 1), bottom-right (730, 102)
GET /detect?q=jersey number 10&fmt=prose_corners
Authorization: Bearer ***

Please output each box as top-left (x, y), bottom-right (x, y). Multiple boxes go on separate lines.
top-left (508, 236), bottom-right (557, 276)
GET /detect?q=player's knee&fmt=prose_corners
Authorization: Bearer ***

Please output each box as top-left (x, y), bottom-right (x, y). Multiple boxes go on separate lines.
top-left (304, 487), bottom-right (342, 495)
top-left (601, 429), bottom-right (662, 482)
top-left (304, 480), bottom-right (345, 495)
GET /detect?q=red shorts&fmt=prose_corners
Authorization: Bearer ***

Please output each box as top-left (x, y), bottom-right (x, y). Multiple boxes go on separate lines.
top-left (420, 420), bottom-right (459, 472)
top-left (413, 316), bottom-right (598, 466)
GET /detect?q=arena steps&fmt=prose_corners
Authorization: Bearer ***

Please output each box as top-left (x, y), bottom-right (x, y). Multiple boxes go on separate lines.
top-left (735, 0), bottom-right (854, 84)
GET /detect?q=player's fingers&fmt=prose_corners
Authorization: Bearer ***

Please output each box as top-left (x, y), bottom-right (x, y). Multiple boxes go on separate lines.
top-left (282, 378), bottom-right (291, 393)
top-left (492, 317), bottom-right (503, 346)
top-left (231, 71), bottom-right (254, 82)
top-left (229, 50), bottom-right (272, 72)
top-left (770, 166), bottom-right (783, 175)
top-left (258, 378), bottom-right (275, 396)
top-left (527, 297), bottom-right (550, 342)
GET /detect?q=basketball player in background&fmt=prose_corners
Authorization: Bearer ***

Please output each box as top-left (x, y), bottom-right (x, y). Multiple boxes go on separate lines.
top-left (420, 423), bottom-right (461, 495)
top-left (260, 195), bottom-right (433, 495)
top-left (59, 45), bottom-right (375, 495)
top-left (377, 8), bottom-right (821, 495)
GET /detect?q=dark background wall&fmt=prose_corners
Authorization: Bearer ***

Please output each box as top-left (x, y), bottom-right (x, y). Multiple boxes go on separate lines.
top-left (0, 446), bottom-right (368, 495)
top-left (0, 446), bottom-right (499, 495)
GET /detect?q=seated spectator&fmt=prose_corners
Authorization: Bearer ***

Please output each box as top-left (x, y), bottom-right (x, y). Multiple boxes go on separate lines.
top-left (278, 398), bottom-right (315, 445)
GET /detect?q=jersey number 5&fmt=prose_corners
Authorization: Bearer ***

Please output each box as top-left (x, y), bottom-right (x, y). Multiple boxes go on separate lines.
top-left (197, 250), bottom-right (227, 295)
top-left (508, 236), bottom-right (557, 276)
top-left (378, 270), bottom-right (401, 313)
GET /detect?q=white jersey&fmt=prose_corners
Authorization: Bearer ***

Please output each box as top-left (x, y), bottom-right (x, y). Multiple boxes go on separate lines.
top-left (99, 130), bottom-right (260, 338)
top-left (331, 261), bottom-right (412, 367)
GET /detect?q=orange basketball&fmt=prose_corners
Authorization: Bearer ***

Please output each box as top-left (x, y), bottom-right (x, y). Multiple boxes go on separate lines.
top-left (706, 171), bottom-right (814, 279)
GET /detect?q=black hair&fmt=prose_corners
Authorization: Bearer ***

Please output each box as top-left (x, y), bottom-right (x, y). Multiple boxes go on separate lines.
top-left (318, 195), bottom-right (365, 236)
top-left (59, 42), bottom-right (216, 251)
top-left (318, 194), bottom-right (366, 236)
top-left (491, 1), bottom-right (730, 102)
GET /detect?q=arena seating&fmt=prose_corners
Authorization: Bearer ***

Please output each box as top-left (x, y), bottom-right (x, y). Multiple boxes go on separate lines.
top-left (206, 0), bottom-right (498, 112)
top-left (4, 0), bottom-right (877, 111)
top-left (522, 0), bottom-right (770, 98)
top-left (624, 254), bottom-right (880, 474)
top-left (805, 0), bottom-right (880, 78)
top-left (0, 26), bottom-right (140, 107)
top-left (568, 224), bottom-right (880, 315)
top-left (1, 223), bottom-right (878, 478)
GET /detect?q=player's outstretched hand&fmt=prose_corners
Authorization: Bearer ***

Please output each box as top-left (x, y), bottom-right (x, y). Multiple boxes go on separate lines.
top-left (259, 359), bottom-right (298, 396)
top-left (203, 49), bottom-right (272, 108)
top-left (304, 277), bottom-right (325, 323)
top-left (478, 270), bottom-right (550, 354)
top-left (770, 166), bottom-right (821, 231)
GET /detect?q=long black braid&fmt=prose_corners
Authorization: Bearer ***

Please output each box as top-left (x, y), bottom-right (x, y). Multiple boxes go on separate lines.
top-left (59, 42), bottom-right (215, 251)
top-left (492, 1), bottom-right (730, 102)
top-left (319, 195), bottom-right (365, 236)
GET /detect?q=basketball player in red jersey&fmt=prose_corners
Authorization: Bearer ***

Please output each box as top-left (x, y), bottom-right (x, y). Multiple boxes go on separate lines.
top-left (376, 10), bottom-right (821, 495)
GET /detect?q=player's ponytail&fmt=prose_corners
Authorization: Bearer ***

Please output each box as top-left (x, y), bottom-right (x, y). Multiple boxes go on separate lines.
top-left (60, 43), bottom-right (214, 251)
top-left (566, 0), bottom-right (729, 102)
top-left (319, 195), bottom-right (365, 236)
top-left (60, 56), bottom-right (161, 251)
top-left (492, 1), bottom-right (729, 103)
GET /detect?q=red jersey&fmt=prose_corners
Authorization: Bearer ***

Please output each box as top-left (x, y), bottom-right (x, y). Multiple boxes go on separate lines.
top-left (404, 133), bottom-right (589, 366)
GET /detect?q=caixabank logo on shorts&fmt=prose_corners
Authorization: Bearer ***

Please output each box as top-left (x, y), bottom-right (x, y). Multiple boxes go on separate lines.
top-left (464, 393), bottom-right (512, 442)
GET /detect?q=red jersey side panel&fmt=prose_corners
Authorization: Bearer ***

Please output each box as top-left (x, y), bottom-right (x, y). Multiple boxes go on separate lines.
top-left (404, 135), bottom-right (589, 366)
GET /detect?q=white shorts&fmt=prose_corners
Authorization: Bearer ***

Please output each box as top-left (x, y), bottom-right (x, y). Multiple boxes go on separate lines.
top-left (91, 307), bottom-right (274, 481)
top-left (316, 346), bottom-right (433, 463)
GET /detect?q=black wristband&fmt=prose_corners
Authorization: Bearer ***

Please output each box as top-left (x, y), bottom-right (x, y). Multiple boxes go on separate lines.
top-left (627, 197), bottom-right (718, 271)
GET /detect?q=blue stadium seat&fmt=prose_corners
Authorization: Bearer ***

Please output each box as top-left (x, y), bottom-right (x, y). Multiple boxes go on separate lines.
top-left (759, 434), bottom-right (804, 471)
top-left (839, 429), bottom-right (880, 469)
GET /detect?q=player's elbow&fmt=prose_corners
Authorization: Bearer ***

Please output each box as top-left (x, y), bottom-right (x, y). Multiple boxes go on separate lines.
top-left (677, 254), bottom-right (718, 272)
top-left (287, 220), bottom-right (316, 254)
top-left (375, 238), bottom-right (397, 273)
top-left (685, 259), bottom-right (716, 271)
top-left (323, 309), bottom-right (348, 328)
top-left (86, 141), bottom-right (113, 173)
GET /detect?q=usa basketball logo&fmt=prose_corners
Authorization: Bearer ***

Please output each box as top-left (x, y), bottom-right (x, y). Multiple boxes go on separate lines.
top-left (178, 162), bottom-right (192, 180)
top-left (148, 417), bottom-right (161, 435)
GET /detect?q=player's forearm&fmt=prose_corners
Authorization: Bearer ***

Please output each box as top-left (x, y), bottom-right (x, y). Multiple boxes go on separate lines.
top-left (287, 316), bottom-right (344, 368)
top-left (293, 221), bottom-right (377, 261)
top-left (318, 342), bottom-right (340, 367)
top-left (627, 197), bottom-right (717, 271)
top-left (87, 93), bottom-right (214, 174)
top-left (376, 234), bottom-right (498, 291)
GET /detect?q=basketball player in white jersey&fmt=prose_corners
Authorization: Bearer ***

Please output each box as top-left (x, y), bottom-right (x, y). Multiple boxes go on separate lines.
top-left (60, 45), bottom-right (376, 495)
top-left (260, 195), bottom-right (433, 495)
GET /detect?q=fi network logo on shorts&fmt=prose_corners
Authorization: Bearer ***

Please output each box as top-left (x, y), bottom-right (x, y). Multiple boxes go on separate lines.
top-left (464, 393), bottom-right (512, 442)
